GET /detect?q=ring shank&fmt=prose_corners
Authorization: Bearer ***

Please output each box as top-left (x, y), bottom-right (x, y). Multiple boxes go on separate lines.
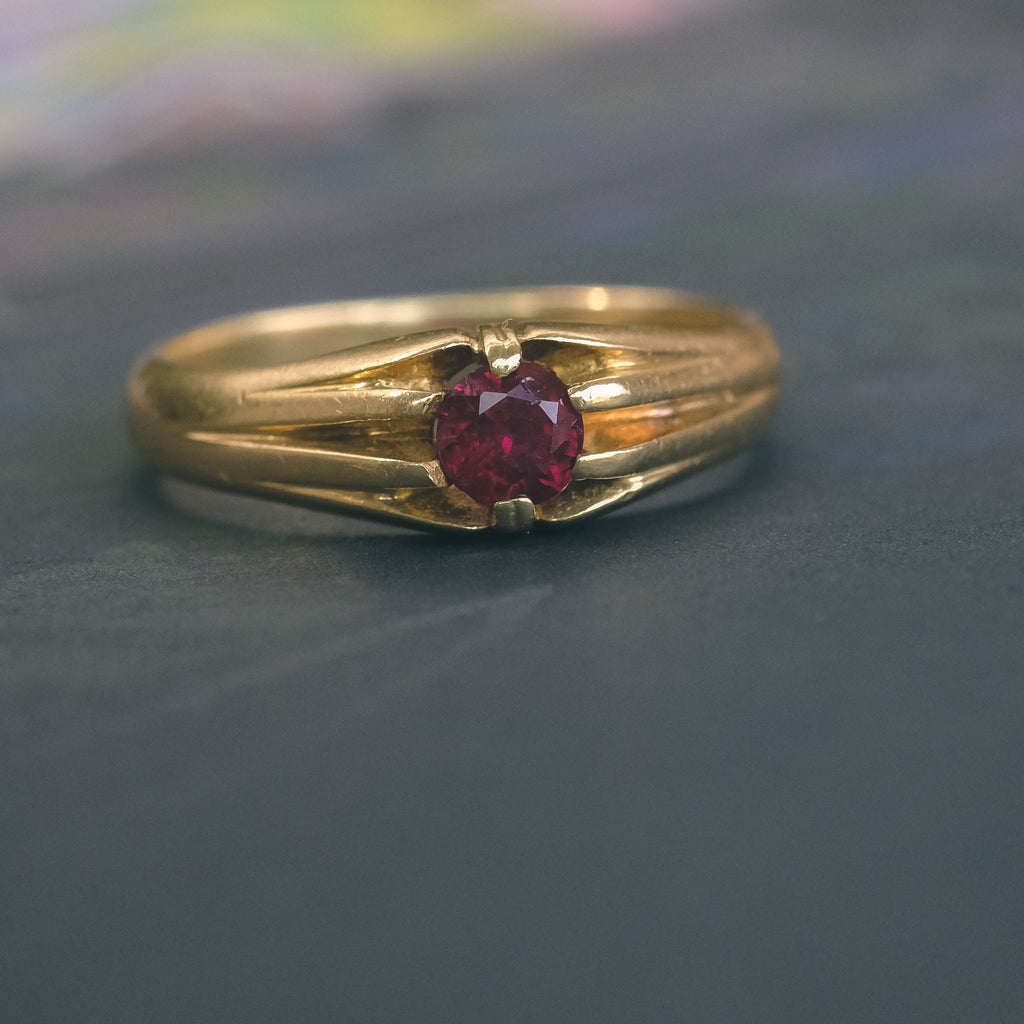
top-left (128, 287), bottom-right (780, 531)
top-left (152, 286), bottom-right (762, 369)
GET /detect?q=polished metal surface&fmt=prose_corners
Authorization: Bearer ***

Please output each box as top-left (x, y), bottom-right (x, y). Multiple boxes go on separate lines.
top-left (128, 287), bottom-right (780, 531)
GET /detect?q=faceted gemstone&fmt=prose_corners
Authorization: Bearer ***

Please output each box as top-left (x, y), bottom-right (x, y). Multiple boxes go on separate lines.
top-left (434, 360), bottom-right (584, 506)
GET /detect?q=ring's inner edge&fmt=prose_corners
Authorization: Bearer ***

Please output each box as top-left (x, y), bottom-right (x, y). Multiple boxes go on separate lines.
top-left (161, 288), bottom-right (745, 371)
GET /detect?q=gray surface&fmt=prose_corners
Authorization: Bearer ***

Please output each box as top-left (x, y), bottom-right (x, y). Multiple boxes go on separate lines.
top-left (3, 3), bottom-right (1024, 1022)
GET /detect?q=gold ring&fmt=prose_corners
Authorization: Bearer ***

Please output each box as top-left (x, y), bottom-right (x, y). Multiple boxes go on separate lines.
top-left (127, 286), bottom-right (781, 534)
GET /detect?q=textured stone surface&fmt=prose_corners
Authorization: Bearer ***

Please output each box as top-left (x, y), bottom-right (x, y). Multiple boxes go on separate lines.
top-left (434, 360), bottom-right (583, 506)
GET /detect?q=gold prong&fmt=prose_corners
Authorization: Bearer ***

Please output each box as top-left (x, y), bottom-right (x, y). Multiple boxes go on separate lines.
top-left (479, 320), bottom-right (522, 378)
top-left (491, 497), bottom-right (537, 533)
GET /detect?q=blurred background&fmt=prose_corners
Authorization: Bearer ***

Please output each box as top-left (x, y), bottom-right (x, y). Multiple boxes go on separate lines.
top-left (2, 2), bottom-right (1023, 1023)
top-left (3, 0), bottom-right (761, 291)
top-left (5, 0), bottom-right (1018, 325)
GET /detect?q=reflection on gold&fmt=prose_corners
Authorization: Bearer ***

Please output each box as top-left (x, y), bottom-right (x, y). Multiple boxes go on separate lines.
top-left (584, 394), bottom-right (731, 451)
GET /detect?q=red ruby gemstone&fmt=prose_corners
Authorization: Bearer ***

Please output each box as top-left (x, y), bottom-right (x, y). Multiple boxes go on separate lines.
top-left (434, 360), bottom-right (584, 506)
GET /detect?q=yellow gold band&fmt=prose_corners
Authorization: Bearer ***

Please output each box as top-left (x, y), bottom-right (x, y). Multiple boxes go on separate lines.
top-left (127, 286), bottom-right (781, 533)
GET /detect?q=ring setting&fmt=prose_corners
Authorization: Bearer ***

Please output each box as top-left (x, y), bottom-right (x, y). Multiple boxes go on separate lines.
top-left (128, 286), bottom-right (781, 534)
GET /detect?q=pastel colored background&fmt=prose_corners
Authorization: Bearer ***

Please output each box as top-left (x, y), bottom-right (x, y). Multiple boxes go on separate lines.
top-left (1, 0), bottom-right (755, 281)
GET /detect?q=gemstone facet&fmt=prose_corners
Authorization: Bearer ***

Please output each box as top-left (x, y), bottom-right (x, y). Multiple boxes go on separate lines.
top-left (433, 360), bottom-right (584, 507)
